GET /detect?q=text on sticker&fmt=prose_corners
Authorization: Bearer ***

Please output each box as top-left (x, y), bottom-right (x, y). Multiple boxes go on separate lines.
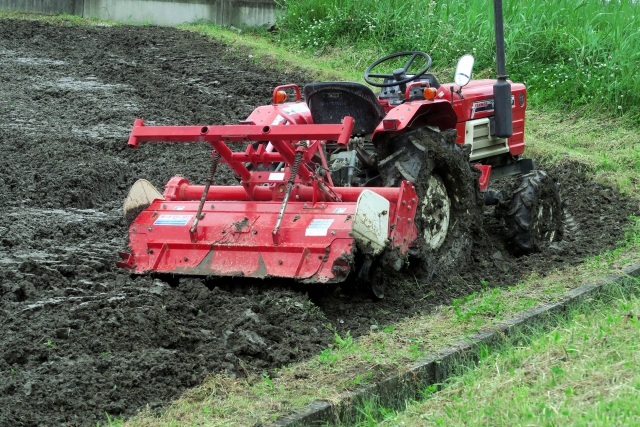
top-left (154, 215), bottom-right (193, 226)
top-left (305, 219), bottom-right (334, 236)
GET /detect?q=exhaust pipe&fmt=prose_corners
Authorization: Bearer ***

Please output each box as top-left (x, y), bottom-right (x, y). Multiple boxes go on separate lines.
top-left (493, 0), bottom-right (513, 138)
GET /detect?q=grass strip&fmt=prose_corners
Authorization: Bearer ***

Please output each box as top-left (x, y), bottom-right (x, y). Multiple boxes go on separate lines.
top-left (358, 279), bottom-right (640, 426)
top-left (279, 266), bottom-right (640, 427)
top-left (178, 23), bottom-right (360, 83)
top-left (526, 109), bottom-right (640, 195)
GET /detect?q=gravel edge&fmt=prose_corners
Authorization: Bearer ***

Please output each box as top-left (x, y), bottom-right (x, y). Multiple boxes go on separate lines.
top-left (273, 263), bottom-right (640, 426)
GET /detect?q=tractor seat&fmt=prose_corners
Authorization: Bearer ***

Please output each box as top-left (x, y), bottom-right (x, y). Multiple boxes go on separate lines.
top-left (303, 82), bottom-right (386, 135)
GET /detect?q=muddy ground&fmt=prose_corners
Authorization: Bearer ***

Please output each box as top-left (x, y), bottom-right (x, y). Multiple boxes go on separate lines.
top-left (0, 19), bottom-right (637, 426)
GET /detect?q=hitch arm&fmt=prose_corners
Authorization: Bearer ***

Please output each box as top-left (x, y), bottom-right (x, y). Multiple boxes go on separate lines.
top-left (127, 118), bottom-right (354, 148)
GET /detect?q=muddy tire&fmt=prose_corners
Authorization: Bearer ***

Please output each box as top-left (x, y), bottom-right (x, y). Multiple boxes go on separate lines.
top-left (377, 127), bottom-right (483, 279)
top-left (503, 170), bottom-right (563, 255)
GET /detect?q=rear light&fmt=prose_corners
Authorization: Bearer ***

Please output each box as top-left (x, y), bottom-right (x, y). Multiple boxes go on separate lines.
top-left (274, 90), bottom-right (287, 103)
top-left (382, 119), bottom-right (399, 130)
top-left (423, 87), bottom-right (437, 100)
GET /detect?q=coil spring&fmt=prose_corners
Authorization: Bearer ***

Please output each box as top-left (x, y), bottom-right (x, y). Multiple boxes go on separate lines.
top-left (209, 151), bottom-right (221, 181)
top-left (288, 141), bottom-right (308, 186)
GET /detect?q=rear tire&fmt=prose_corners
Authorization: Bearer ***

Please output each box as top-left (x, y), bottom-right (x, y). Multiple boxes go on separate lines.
top-left (503, 170), bottom-right (563, 255)
top-left (377, 127), bottom-right (483, 279)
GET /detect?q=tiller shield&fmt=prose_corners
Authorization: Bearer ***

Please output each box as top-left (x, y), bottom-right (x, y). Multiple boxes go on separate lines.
top-left (117, 110), bottom-right (418, 283)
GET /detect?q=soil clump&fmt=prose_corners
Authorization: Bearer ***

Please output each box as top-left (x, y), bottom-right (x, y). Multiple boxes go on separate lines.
top-left (0, 19), bottom-right (637, 426)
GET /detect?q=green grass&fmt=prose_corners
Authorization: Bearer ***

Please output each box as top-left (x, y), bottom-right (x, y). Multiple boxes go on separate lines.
top-left (272, 0), bottom-right (640, 120)
top-left (525, 109), bottom-right (640, 194)
top-left (356, 286), bottom-right (640, 426)
top-left (97, 413), bottom-right (125, 427)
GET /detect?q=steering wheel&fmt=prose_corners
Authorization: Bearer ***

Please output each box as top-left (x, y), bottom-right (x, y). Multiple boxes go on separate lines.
top-left (364, 51), bottom-right (433, 88)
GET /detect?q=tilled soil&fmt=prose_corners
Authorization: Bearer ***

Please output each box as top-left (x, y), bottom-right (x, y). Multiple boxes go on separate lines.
top-left (0, 19), bottom-right (637, 426)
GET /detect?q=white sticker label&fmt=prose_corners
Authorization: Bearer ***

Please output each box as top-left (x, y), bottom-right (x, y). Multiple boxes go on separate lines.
top-left (305, 219), bottom-right (334, 236)
top-left (271, 114), bottom-right (287, 125)
top-left (333, 207), bottom-right (347, 214)
top-left (268, 172), bottom-right (285, 181)
top-left (173, 206), bottom-right (185, 211)
top-left (154, 215), bottom-right (192, 226)
top-left (283, 103), bottom-right (309, 115)
top-left (438, 91), bottom-right (445, 98)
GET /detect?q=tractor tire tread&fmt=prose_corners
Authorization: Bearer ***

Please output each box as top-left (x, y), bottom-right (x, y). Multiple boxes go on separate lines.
top-left (504, 170), bottom-right (563, 255)
top-left (377, 126), bottom-right (483, 280)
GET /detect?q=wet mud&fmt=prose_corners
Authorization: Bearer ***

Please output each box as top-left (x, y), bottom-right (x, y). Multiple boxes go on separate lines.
top-left (0, 20), bottom-right (637, 426)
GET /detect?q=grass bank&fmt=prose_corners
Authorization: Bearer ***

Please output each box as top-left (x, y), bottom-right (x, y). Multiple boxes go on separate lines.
top-left (356, 285), bottom-right (640, 426)
top-left (272, 0), bottom-right (640, 120)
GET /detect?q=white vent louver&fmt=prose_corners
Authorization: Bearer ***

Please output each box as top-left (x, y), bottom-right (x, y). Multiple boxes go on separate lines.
top-left (464, 118), bottom-right (509, 161)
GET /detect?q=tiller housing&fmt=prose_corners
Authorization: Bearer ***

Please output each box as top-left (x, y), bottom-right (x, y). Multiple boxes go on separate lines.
top-left (117, 97), bottom-right (420, 283)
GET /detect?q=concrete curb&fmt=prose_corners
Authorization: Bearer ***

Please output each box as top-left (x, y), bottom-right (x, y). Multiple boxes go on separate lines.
top-left (273, 263), bottom-right (640, 427)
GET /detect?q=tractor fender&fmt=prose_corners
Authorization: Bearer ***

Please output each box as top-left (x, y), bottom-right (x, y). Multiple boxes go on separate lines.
top-left (373, 99), bottom-right (457, 138)
top-left (244, 101), bottom-right (312, 126)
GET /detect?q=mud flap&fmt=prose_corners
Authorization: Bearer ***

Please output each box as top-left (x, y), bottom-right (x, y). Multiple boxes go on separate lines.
top-left (124, 179), bottom-right (164, 223)
top-left (352, 190), bottom-right (390, 257)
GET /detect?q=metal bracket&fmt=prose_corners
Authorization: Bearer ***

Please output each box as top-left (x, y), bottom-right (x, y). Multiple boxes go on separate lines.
top-left (489, 158), bottom-right (535, 181)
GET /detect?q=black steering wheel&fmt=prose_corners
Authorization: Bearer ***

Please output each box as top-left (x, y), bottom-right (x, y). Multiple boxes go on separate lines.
top-left (364, 51), bottom-right (433, 88)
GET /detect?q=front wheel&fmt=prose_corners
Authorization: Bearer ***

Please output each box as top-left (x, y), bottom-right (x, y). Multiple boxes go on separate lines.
top-left (502, 170), bottom-right (563, 255)
top-left (377, 127), bottom-right (483, 279)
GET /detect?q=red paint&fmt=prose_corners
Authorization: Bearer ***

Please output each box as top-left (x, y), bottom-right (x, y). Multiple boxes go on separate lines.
top-left (474, 164), bottom-right (492, 192)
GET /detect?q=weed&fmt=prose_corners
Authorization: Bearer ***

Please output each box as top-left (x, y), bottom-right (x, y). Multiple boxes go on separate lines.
top-left (452, 288), bottom-right (506, 322)
top-left (333, 331), bottom-right (354, 350)
top-left (306, 299), bottom-right (326, 317)
top-left (44, 340), bottom-right (56, 349)
top-left (409, 339), bottom-right (424, 358)
top-left (97, 412), bottom-right (124, 426)
top-left (317, 348), bottom-right (339, 364)
top-left (262, 375), bottom-right (274, 389)
top-left (341, 371), bottom-right (374, 389)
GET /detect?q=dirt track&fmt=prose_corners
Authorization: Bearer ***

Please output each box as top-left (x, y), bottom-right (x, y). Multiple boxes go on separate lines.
top-left (0, 20), bottom-right (637, 426)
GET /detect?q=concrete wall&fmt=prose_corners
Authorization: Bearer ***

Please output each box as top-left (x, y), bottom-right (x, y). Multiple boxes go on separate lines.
top-left (0, 0), bottom-right (277, 27)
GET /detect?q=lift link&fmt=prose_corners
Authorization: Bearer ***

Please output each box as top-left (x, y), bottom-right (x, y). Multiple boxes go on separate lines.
top-left (190, 151), bottom-right (221, 241)
top-left (273, 141), bottom-right (308, 244)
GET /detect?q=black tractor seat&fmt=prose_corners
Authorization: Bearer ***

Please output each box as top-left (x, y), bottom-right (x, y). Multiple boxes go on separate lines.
top-left (303, 82), bottom-right (386, 135)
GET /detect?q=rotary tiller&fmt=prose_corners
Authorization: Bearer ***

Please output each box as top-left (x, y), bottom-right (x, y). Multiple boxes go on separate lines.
top-left (116, 103), bottom-right (421, 284)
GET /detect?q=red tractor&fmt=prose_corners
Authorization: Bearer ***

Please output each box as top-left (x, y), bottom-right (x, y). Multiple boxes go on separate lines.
top-left (117, 2), bottom-right (562, 296)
